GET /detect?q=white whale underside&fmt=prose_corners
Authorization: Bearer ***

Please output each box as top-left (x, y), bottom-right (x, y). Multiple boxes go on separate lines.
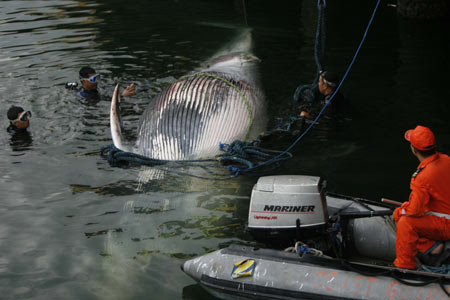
top-left (135, 67), bottom-right (265, 160)
top-left (110, 29), bottom-right (266, 161)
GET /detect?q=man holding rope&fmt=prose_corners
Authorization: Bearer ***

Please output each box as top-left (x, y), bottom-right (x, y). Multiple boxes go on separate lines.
top-left (393, 125), bottom-right (450, 269)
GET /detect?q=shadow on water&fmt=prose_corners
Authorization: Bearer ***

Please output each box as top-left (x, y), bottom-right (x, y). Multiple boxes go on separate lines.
top-left (8, 130), bottom-right (33, 151)
top-left (183, 284), bottom-right (221, 300)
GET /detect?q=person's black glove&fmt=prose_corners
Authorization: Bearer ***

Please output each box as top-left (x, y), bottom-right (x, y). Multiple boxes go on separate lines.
top-left (65, 82), bottom-right (78, 90)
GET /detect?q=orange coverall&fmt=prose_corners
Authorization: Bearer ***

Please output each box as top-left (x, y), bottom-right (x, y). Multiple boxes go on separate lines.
top-left (393, 152), bottom-right (450, 269)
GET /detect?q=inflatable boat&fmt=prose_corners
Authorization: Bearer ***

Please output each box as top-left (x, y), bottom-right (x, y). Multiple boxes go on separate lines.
top-left (182, 175), bottom-right (450, 300)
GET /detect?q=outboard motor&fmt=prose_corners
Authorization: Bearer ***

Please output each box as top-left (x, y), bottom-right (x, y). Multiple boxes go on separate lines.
top-left (248, 175), bottom-right (328, 246)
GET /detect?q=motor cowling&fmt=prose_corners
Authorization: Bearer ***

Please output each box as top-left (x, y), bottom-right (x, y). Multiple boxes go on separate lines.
top-left (248, 175), bottom-right (328, 245)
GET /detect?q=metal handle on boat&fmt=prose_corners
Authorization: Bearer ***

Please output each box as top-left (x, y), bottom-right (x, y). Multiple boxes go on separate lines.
top-left (381, 198), bottom-right (402, 206)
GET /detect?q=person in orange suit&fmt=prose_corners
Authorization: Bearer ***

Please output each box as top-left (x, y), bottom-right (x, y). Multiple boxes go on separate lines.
top-left (393, 125), bottom-right (450, 269)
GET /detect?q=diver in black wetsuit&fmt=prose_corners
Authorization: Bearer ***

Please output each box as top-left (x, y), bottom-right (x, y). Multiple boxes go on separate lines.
top-left (66, 66), bottom-right (137, 104)
top-left (298, 71), bottom-right (346, 120)
top-left (6, 105), bottom-right (33, 150)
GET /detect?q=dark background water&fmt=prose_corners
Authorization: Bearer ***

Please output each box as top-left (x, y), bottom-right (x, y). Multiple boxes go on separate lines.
top-left (0, 1), bottom-right (449, 299)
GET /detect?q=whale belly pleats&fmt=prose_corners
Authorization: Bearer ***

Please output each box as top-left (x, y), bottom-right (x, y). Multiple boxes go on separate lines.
top-left (136, 72), bottom-right (262, 161)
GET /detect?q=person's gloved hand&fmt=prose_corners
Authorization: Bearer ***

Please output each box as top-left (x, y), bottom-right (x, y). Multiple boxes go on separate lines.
top-left (122, 83), bottom-right (137, 97)
top-left (393, 202), bottom-right (409, 223)
top-left (300, 111), bottom-right (311, 119)
top-left (65, 82), bottom-right (78, 90)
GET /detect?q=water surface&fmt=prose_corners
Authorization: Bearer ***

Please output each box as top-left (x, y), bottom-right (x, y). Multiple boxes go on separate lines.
top-left (1, 1), bottom-right (449, 299)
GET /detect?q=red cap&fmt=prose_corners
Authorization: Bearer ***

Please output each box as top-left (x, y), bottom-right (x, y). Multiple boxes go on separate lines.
top-left (404, 125), bottom-right (435, 151)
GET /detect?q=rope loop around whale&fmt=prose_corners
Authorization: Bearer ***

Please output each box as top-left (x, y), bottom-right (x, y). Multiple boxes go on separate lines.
top-left (101, 69), bottom-right (292, 179)
top-left (179, 72), bottom-right (254, 141)
top-left (100, 144), bottom-right (170, 167)
top-left (100, 141), bottom-right (292, 179)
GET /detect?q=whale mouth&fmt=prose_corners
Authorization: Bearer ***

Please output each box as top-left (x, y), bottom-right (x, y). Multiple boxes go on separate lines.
top-left (240, 53), bottom-right (261, 64)
top-left (204, 52), bottom-right (261, 69)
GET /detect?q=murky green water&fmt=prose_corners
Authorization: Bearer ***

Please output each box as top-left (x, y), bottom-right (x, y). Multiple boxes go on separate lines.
top-left (1, 1), bottom-right (449, 299)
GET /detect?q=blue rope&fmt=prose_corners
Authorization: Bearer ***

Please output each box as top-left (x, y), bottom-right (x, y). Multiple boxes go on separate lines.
top-left (236, 0), bottom-right (381, 176)
top-left (314, 0), bottom-right (327, 80)
top-left (100, 142), bottom-right (291, 179)
top-left (421, 264), bottom-right (450, 275)
top-left (297, 245), bottom-right (312, 255)
top-left (331, 221), bottom-right (343, 247)
top-left (281, 116), bottom-right (304, 132)
top-left (293, 0), bottom-right (326, 103)
top-left (101, 144), bottom-right (238, 180)
top-left (220, 141), bottom-right (273, 159)
top-left (218, 140), bottom-right (293, 174)
top-left (293, 84), bottom-right (317, 105)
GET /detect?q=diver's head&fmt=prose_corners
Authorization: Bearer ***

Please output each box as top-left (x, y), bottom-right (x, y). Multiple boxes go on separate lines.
top-left (318, 70), bottom-right (339, 96)
top-left (79, 66), bottom-right (100, 91)
top-left (7, 106), bottom-right (31, 130)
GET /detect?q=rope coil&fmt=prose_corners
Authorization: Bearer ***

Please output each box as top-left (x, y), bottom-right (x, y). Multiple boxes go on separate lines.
top-left (100, 141), bottom-right (292, 178)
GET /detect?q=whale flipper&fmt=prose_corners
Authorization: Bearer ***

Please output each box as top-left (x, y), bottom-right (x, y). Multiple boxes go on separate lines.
top-left (110, 84), bottom-right (130, 152)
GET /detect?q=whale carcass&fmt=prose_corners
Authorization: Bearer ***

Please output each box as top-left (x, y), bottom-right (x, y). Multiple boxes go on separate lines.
top-left (110, 33), bottom-right (266, 161)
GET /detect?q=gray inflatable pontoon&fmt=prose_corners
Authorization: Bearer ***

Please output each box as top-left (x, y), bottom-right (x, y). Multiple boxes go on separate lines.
top-left (182, 175), bottom-right (450, 300)
top-left (182, 244), bottom-right (450, 300)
